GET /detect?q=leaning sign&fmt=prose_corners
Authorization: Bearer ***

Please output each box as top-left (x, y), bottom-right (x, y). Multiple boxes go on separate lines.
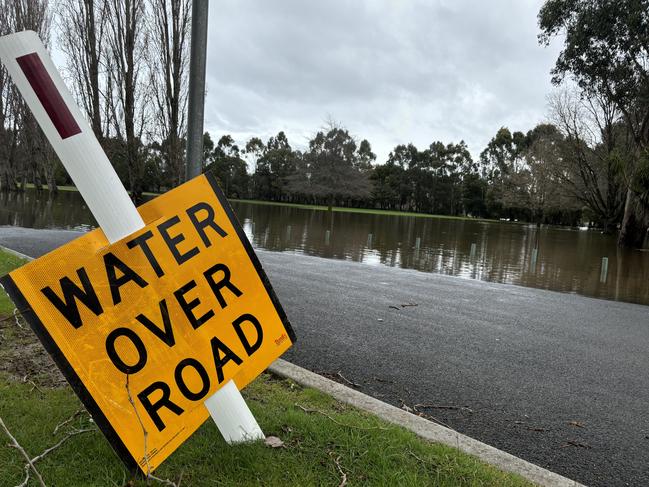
top-left (0, 173), bottom-right (295, 471)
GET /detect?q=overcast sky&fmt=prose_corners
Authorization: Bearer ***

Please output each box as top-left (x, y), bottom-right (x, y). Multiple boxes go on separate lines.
top-left (205, 0), bottom-right (562, 163)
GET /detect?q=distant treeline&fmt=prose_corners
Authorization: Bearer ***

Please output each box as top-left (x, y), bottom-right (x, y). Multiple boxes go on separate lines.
top-left (0, 0), bottom-right (648, 248)
top-left (192, 111), bottom-right (627, 232)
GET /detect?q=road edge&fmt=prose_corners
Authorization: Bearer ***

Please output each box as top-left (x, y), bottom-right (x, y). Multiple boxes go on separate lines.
top-left (268, 358), bottom-right (583, 487)
top-left (1, 244), bottom-right (582, 486)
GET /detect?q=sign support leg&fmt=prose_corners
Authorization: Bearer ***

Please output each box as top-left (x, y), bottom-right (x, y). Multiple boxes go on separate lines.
top-left (205, 380), bottom-right (265, 443)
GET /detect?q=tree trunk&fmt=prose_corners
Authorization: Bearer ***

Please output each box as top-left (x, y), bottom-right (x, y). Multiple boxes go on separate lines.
top-left (618, 188), bottom-right (647, 248)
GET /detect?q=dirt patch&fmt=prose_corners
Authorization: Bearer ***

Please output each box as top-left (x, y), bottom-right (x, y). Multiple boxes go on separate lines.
top-left (0, 312), bottom-right (66, 388)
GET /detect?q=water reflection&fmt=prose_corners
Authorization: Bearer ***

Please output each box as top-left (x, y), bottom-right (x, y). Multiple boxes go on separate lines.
top-left (0, 189), bottom-right (97, 231)
top-left (1, 189), bottom-right (648, 306)
top-left (232, 202), bottom-right (649, 306)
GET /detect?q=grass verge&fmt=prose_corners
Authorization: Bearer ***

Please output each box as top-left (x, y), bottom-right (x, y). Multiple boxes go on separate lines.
top-left (0, 248), bottom-right (530, 486)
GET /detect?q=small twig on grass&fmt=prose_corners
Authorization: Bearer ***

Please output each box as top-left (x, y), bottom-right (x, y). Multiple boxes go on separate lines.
top-left (148, 474), bottom-right (180, 487)
top-left (21, 375), bottom-right (45, 395)
top-left (13, 308), bottom-right (24, 329)
top-left (336, 371), bottom-right (360, 388)
top-left (295, 404), bottom-right (388, 431)
top-left (17, 426), bottom-right (95, 487)
top-left (0, 416), bottom-right (46, 487)
top-left (0, 308), bottom-right (30, 325)
top-left (53, 408), bottom-right (87, 435)
top-left (32, 428), bottom-right (95, 464)
top-left (329, 453), bottom-right (348, 487)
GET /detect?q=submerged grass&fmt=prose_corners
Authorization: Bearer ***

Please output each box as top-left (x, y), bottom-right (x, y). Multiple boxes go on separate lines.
top-left (231, 198), bottom-right (506, 223)
top-left (23, 182), bottom-right (505, 223)
top-left (0, 248), bottom-right (531, 486)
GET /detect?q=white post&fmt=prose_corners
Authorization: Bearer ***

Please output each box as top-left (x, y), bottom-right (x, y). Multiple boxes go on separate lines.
top-left (600, 257), bottom-right (609, 283)
top-left (0, 31), bottom-right (263, 444)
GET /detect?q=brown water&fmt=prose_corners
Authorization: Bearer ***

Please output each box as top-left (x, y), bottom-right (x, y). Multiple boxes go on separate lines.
top-left (2, 189), bottom-right (648, 306)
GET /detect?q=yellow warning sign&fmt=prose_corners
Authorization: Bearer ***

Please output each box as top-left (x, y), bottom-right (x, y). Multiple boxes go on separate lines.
top-left (0, 173), bottom-right (295, 472)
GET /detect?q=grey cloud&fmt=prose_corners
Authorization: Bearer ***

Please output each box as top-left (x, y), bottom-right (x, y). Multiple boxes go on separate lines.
top-left (204, 0), bottom-right (562, 161)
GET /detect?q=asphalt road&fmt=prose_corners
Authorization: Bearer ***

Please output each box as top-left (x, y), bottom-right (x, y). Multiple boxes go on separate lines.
top-left (1, 226), bottom-right (648, 487)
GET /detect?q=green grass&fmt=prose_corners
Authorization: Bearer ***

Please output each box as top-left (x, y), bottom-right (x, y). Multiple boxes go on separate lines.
top-left (0, 249), bottom-right (27, 316)
top-left (0, 248), bottom-right (531, 486)
top-left (0, 375), bottom-right (532, 487)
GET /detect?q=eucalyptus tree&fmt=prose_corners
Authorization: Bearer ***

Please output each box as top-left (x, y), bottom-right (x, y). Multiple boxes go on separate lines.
top-left (539, 0), bottom-right (649, 246)
top-left (294, 124), bottom-right (371, 210)
top-left (204, 134), bottom-right (249, 198)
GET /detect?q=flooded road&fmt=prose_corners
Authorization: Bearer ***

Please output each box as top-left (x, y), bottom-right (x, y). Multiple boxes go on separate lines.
top-left (2, 189), bottom-right (648, 305)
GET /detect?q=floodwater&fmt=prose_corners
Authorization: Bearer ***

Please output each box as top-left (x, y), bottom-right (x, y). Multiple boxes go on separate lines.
top-left (2, 189), bottom-right (648, 306)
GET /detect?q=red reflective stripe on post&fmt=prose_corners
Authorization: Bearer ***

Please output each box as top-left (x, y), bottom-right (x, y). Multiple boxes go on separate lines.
top-left (16, 52), bottom-right (81, 139)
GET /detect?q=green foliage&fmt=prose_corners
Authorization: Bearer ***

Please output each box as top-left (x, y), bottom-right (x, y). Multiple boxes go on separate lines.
top-left (539, 0), bottom-right (649, 119)
top-left (539, 0), bottom-right (649, 243)
top-left (255, 131), bottom-right (297, 201)
top-left (204, 135), bottom-right (250, 198)
top-left (291, 125), bottom-right (372, 205)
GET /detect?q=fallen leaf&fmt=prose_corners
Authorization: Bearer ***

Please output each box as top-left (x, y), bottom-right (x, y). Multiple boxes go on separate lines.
top-left (265, 436), bottom-right (285, 448)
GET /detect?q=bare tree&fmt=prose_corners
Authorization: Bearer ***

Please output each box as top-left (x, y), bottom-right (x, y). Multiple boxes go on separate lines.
top-left (0, 1), bottom-right (16, 191)
top-left (148, 0), bottom-right (190, 187)
top-left (547, 88), bottom-right (628, 232)
top-left (105, 0), bottom-right (149, 196)
top-left (13, 0), bottom-right (54, 192)
top-left (58, 0), bottom-right (108, 141)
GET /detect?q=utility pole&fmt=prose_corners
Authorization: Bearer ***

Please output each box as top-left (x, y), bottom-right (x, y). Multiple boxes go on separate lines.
top-left (183, 1), bottom-right (266, 444)
top-left (185, 0), bottom-right (209, 180)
